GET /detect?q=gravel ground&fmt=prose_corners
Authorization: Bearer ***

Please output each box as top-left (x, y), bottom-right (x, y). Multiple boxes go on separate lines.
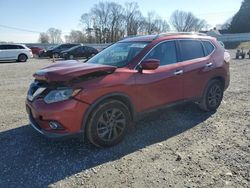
top-left (0, 53), bottom-right (249, 188)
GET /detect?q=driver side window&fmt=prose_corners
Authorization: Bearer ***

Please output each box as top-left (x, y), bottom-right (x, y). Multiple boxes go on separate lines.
top-left (145, 41), bottom-right (177, 66)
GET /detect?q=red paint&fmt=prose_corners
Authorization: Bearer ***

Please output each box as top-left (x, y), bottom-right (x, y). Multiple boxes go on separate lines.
top-left (26, 34), bottom-right (230, 137)
top-left (140, 59), bottom-right (160, 70)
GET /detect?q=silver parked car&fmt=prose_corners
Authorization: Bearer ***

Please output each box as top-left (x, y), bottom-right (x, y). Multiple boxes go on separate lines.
top-left (0, 44), bottom-right (33, 62)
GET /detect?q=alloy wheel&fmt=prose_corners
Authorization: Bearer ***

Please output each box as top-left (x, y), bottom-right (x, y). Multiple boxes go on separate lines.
top-left (97, 108), bottom-right (126, 142)
top-left (207, 84), bottom-right (222, 107)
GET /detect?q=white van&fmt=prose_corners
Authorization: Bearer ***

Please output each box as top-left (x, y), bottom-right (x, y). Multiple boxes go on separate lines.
top-left (0, 44), bottom-right (33, 62)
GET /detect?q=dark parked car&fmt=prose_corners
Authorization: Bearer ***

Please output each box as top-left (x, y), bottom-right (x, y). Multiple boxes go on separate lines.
top-left (40, 43), bottom-right (79, 58)
top-left (61, 45), bottom-right (98, 60)
top-left (26, 33), bottom-right (230, 147)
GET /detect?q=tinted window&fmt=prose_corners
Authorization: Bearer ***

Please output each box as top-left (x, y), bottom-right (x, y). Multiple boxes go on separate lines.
top-left (144, 41), bottom-right (177, 66)
top-left (6, 45), bottom-right (18, 49)
top-left (66, 44), bottom-right (76, 48)
top-left (86, 47), bottom-right (94, 52)
top-left (17, 45), bottom-right (25, 49)
top-left (0, 45), bottom-right (17, 49)
top-left (0, 45), bottom-right (7, 50)
top-left (77, 47), bottom-right (83, 52)
top-left (65, 44), bottom-right (71, 48)
top-left (180, 40), bottom-right (205, 61)
top-left (202, 41), bottom-right (215, 55)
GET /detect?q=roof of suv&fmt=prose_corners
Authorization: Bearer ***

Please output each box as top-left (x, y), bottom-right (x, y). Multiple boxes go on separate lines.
top-left (120, 32), bottom-right (213, 42)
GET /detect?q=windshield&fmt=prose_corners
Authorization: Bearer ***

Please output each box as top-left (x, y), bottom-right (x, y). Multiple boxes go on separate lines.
top-left (87, 42), bottom-right (149, 67)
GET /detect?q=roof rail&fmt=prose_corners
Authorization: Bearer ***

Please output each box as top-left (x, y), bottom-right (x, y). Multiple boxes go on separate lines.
top-left (120, 35), bottom-right (144, 41)
top-left (154, 32), bottom-right (207, 40)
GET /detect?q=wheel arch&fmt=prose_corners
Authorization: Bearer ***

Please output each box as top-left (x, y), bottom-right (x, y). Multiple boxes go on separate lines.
top-left (17, 53), bottom-right (28, 62)
top-left (209, 76), bottom-right (225, 90)
top-left (18, 53), bottom-right (28, 59)
top-left (201, 75), bottom-right (225, 100)
top-left (81, 92), bottom-right (136, 132)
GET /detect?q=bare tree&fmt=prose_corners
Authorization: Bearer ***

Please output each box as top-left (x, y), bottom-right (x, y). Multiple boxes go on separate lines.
top-left (80, 13), bottom-right (94, 42)
top-left (170, 10), bottom-right (207, 32)
top-left (91, 2), bottom-right (112, 43)
top-left (38, 32), bottom-right (49, 43)
top-left (77, 3), bottom-right (207, 44)
top-left (109, 2), bottom-right (125, 42)
top-left (47, 28), bottom-right (63, 44)
top-left (143, 11), bottom-right (170, 34)
top-left (65, 30), bottom-right (86, 43)
top-left (124, 2), bottom-right (144, 36)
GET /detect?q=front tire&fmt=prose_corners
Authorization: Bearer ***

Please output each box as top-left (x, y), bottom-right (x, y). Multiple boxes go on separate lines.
top-left (199, 80), bottom-right (224, 111)
top-left (86, 100), bottom-right (131, 147)
top-left (17, 54), bottom-right (28, 62)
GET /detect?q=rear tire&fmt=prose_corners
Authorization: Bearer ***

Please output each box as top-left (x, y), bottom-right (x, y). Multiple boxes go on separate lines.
top-left (17, 54), bottom-right (28, 62)
top-left (198, 80), bottom-right (224, 112)
top-left (86, 100), bottom-right (131, 147)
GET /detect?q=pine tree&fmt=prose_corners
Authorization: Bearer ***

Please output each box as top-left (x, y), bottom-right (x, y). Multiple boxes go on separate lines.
top-left (230, 0), bottom-right (250, 33)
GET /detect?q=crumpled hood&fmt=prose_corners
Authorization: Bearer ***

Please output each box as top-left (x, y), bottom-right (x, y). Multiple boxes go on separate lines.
top-left (33, 60), bottom-right (116, 82)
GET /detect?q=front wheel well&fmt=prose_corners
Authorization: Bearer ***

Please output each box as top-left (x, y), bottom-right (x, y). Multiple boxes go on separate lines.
top-left (82, 93), bottom-right (135, 132)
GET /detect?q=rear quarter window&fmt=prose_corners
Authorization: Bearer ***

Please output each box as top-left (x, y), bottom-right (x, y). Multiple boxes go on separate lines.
top-left (16, 45), bottom-right (25, 49)
top-left (179, 40), bottom-right (205, 61)
top-left (202, 41), bottom-right (215, 56)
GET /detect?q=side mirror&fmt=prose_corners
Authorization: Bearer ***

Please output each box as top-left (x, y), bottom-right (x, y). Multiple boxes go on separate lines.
top-left (139, 59), bottom-right (160, 73)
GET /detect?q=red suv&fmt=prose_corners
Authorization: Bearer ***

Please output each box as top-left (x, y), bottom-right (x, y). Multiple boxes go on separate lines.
top-left (26, 33), bottom-right (230, 147)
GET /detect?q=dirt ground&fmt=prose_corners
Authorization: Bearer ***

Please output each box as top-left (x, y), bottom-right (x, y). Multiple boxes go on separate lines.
top-left (0, 53), bottom-right (249, 188)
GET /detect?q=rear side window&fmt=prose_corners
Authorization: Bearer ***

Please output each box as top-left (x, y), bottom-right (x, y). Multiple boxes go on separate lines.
top-left (66, 44), bottom-right (76, 48)
top-left (0, 45), bottom-right (7, 50)
top-left (6, 45), bottom-right (17, 49)
top-left (145, 41), bottom-right (177, 66)
top-left (78, 47), bottom-right (83, 52)
top-left (202, 41), bottom-right (215, 56)
top-left (179, 40), bottom-right (205, 61)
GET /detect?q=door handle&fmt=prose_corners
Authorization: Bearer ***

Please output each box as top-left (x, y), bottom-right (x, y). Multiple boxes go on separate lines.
top-left (206, 62), bottom-right (213, 68)
top-left (174, 70), bottom-right (183, 75)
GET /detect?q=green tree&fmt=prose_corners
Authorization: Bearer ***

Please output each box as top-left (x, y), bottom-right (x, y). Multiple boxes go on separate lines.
top-left (230, 0), bottom-right (250, 33)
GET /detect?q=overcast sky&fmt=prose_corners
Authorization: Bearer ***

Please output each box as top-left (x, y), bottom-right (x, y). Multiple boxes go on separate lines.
top-left (0, 0), bottom-right (242, 43)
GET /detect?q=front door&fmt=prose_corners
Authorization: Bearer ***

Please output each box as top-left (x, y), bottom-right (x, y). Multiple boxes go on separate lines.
top-left (135, 40), bottom-right (184, 112)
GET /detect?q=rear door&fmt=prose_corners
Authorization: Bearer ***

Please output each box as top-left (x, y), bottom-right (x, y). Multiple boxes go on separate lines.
top-left (135, 40), bottom-right (184, 112)
top-left (0, 45), bottom-right (16, 59)
top-left (8, 45), bottom-right (21, 59)
top-left (178, 39), bottom-right (215, 99)
top-left (74, 46), bottom-right (84, 57)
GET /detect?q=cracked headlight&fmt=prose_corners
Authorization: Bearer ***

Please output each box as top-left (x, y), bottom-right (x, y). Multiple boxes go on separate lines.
top-left (44, 88), bottom-right (81, 104)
